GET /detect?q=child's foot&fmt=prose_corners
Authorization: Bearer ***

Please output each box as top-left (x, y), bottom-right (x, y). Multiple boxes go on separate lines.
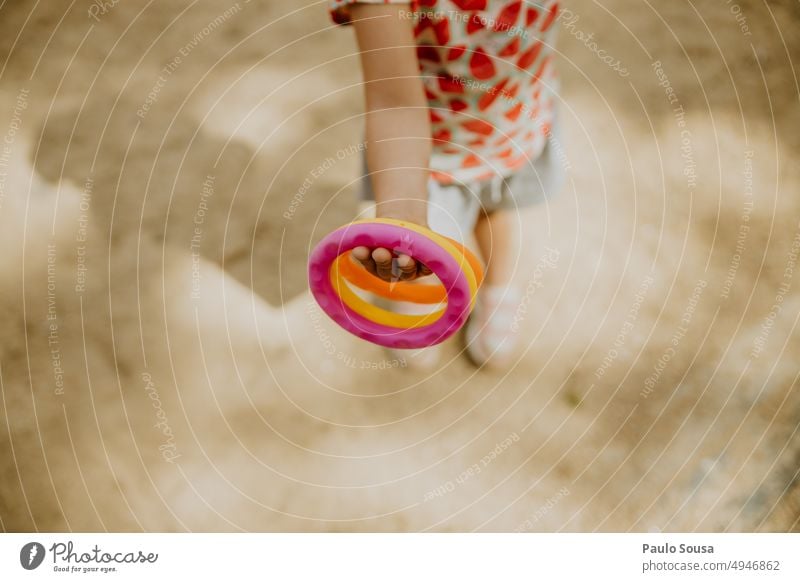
top-left (387, 344), bottom-right (441, 371)
top-left (464, 285), bottom-right (522, 368)
top-left (384, 298), bottom-right (443, 371)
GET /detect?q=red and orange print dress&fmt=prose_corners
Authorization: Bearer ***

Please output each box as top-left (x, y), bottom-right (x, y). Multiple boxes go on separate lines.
top-left (330, 0), bottom-right (561, 185)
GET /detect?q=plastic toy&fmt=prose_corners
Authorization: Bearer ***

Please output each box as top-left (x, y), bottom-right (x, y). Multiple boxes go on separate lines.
top-left (308, 218), bottom-right (483, 348)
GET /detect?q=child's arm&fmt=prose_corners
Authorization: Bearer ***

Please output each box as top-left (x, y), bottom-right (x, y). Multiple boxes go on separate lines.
top-left (348, 3), bottom-right (432, 281)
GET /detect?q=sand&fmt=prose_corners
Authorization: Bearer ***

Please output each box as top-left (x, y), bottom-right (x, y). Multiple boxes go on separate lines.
top-left (0, 0), bottom-right (798, 531)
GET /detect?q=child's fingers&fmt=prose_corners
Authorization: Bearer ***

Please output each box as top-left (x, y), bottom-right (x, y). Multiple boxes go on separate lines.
top-left (396, 254), bottom-right (418, 281)
top-left (371, 247), bottom-right (394, 281)
top-left (353, 248), bottom-right (429, 282)
top-left (352, 246), bottom-right (377, 276)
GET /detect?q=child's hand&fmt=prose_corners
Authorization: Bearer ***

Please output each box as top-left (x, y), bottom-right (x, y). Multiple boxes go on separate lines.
top-left (348, 4), bottom-right (433, 283)
top-left (351, 246), bottom-right (432, 282)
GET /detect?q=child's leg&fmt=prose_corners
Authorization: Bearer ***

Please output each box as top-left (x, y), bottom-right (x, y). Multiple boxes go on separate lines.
top-left (465, 205), bottom-right (533, 368)
top-left (474, 206), bottom-right (521, 287)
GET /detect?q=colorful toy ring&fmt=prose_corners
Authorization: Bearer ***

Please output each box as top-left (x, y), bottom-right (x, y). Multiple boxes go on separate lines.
top-left (308, 218), bottom-right (484, 349)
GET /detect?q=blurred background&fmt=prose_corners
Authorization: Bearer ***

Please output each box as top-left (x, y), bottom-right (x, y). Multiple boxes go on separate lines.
top-left (0, 0), bottom-right (798, 532)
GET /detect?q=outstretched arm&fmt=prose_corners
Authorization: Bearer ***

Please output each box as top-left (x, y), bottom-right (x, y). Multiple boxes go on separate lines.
top-left (349, 3), bottom-right (432, 281)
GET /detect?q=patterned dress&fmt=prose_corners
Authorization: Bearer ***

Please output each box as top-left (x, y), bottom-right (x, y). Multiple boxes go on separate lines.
top-left (330, 0), bottom-right (561, 185)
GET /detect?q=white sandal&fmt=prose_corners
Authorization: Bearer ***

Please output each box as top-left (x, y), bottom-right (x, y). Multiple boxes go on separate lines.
top-left (464, 285), bottom-right (523, 368)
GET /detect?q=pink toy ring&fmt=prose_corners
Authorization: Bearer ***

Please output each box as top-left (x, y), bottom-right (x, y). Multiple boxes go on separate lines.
top-left (308, 220), bottom-right (478, 349)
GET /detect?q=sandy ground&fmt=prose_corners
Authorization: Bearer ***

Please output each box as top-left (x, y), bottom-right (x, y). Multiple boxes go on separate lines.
top-left (0, 0), bottom-right (799, 532)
